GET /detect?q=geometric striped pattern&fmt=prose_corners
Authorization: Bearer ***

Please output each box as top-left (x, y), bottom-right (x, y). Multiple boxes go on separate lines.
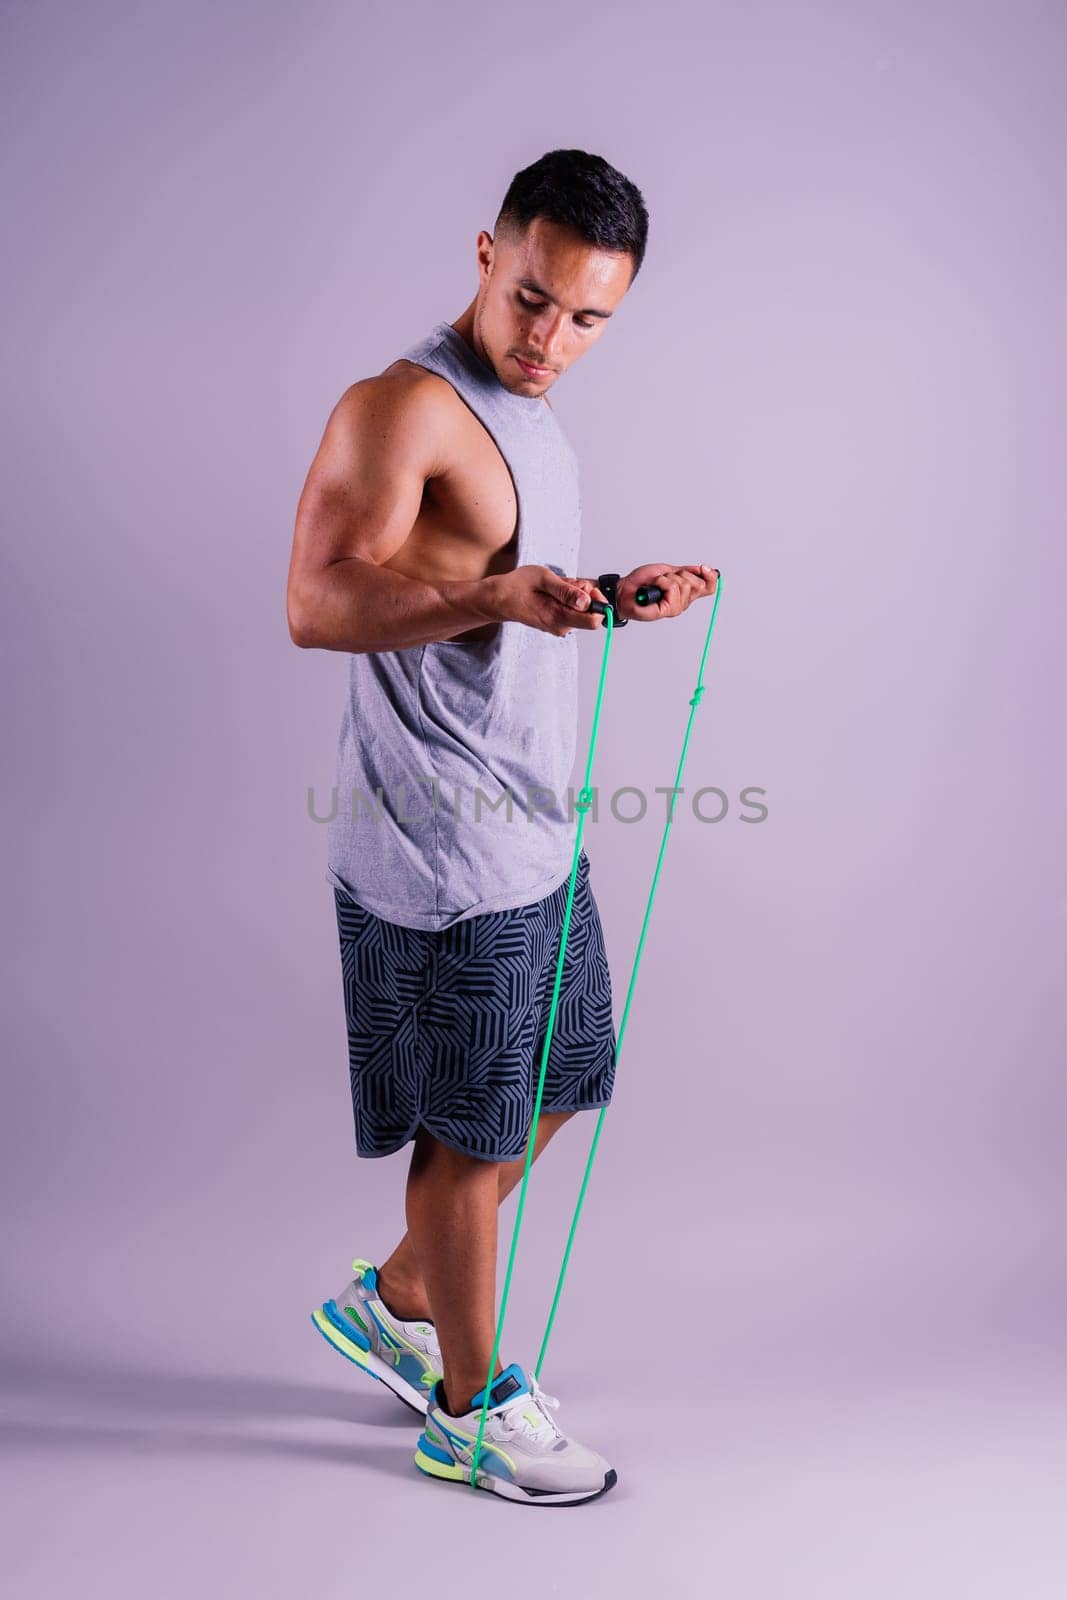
top-left (333, 849), bottom-right (617, 1162)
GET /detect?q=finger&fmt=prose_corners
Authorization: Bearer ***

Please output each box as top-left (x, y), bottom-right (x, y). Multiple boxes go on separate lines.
top-left (670, 566), bottom-right (715, 601)
top-left (544, 576), bottom-right (591, 610)
top-left (553, 603), bottom-right (605, 631)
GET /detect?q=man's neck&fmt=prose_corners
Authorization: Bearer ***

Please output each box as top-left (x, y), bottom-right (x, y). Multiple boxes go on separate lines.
top-left (449, 315), bottom-right (550, 408)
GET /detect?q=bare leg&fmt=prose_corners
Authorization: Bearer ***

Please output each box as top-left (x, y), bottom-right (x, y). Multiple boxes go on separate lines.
top-left (384, 1109), bottom-right (575, 1413)
top-left (376, 1108), bottom-right (574, 1322)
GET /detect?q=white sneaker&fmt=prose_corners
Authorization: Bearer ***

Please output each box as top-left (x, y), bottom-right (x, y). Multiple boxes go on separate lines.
top-left (311, 1257), bottom-right (442, 1415)
top-left (415, 1361), bottom-right (617, 1506)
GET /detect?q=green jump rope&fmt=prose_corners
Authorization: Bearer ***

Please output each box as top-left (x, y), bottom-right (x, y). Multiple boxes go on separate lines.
top-left (468, 568), bottom-right (724, 1487)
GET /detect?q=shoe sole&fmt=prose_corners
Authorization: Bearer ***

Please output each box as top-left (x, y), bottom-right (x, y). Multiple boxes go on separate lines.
top-left (310, 1300), bottom-right (431, 1416)
top-left (414, 1433), bottom-right (618, 1507)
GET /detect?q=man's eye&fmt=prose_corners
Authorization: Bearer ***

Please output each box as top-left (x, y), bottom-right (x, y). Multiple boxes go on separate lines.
top-left (518, 293), bottom-right (595, 331)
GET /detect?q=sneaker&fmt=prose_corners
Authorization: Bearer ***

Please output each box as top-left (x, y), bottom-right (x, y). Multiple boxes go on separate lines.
top-left (414, 1361), bottom-right (617, 1506)
top-left (311, 1257), bottom-right (442, 1416)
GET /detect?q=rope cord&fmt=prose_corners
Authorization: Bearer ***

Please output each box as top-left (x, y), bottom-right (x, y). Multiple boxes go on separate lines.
top-left (468, 575), bottom-right (724, 1487)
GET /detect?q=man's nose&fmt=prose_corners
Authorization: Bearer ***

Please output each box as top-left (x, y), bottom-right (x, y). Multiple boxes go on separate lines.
top-left (531, 309), bottom-right (567, 362)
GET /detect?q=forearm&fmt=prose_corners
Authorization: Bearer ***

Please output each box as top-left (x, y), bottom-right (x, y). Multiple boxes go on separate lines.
top-left (291, 557), bottom-right (502, 653)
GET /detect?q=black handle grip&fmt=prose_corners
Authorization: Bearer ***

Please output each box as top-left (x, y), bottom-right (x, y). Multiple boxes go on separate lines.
top-left (586, 587), bottom-right (665, 607)
top-left (587, 573), bottom-right (665, 625)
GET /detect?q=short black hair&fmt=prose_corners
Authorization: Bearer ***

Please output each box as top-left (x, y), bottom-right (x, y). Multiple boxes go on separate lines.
top-left (494, 148), bottom-right (649, 282)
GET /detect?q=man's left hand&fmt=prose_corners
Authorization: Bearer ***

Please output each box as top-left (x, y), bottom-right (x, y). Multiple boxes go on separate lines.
top-left (615, 563), bottom-right (718, 622)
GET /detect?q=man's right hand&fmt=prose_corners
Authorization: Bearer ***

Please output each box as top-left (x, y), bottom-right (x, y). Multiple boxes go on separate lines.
top-left (486, 565), bottom-right (607, 638)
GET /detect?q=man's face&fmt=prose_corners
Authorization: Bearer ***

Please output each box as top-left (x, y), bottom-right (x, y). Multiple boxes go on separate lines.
top-left (475, 216), bottom-right (633, 396)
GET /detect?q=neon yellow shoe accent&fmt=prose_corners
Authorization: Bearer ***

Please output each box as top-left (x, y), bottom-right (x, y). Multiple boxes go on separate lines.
top-left (311, 1308), bottom-right (375, 1374)
top-left (414, 1447), bottom-right (465, 1481)
top-left (431, 1417), bottom-right (516, 1474)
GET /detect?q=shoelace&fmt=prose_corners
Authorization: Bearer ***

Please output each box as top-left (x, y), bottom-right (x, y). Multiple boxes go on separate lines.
top-left (494, 1376), bottom-right (564, 1446)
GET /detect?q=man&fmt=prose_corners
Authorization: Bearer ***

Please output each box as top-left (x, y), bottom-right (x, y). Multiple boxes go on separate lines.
top-left (287, 148), bottom-right (717, 1506)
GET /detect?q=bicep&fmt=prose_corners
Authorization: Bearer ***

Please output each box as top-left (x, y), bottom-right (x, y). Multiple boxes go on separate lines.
top-left (290, 378), bottom-right (443, 581)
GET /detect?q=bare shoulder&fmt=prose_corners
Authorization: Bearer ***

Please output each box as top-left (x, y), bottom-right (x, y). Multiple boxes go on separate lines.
top-left (321, 364), bottom-right (457, 476)
top-left (293, 366), bottom-right (458, 576)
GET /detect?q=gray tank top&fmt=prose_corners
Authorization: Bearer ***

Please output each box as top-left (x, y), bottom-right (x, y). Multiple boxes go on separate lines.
top-left (325, 321), bottom-right (583, 931)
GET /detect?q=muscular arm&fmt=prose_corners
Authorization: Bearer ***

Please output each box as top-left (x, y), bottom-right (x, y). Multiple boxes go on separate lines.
top-left (286, 378), bottom-right (501, 653)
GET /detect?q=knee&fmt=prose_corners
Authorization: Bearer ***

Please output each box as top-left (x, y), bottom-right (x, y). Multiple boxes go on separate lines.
top-left (411, 1124), bottom-right (501, 1179)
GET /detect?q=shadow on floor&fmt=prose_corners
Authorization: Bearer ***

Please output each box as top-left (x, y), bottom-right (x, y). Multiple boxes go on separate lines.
top-left (0, 1342), bottom-right (421, 1476)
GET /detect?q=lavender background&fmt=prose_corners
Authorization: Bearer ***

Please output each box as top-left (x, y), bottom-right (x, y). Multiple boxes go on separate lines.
top-left (2, 1), bottom-right (1064, 1593)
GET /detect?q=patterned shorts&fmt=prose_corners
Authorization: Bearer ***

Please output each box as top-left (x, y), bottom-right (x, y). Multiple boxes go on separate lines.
top-left (332, 850), bottom-right (617, 1162)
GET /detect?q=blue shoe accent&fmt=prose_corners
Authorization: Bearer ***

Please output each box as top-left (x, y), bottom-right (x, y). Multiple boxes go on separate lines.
top-left (309, 1310), bottom-right (382, 1382)
top-left (416, 1431), bottom-right (454, 1466)
top-left (477, 1450), bottom-right (513, 1482)
top-left (321, 1298), bottom-right (372, 1352)
top-left (469, 1362), bottom-right (530, 1413)
top-left (395, 1349), bottom-right (434, 1391)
